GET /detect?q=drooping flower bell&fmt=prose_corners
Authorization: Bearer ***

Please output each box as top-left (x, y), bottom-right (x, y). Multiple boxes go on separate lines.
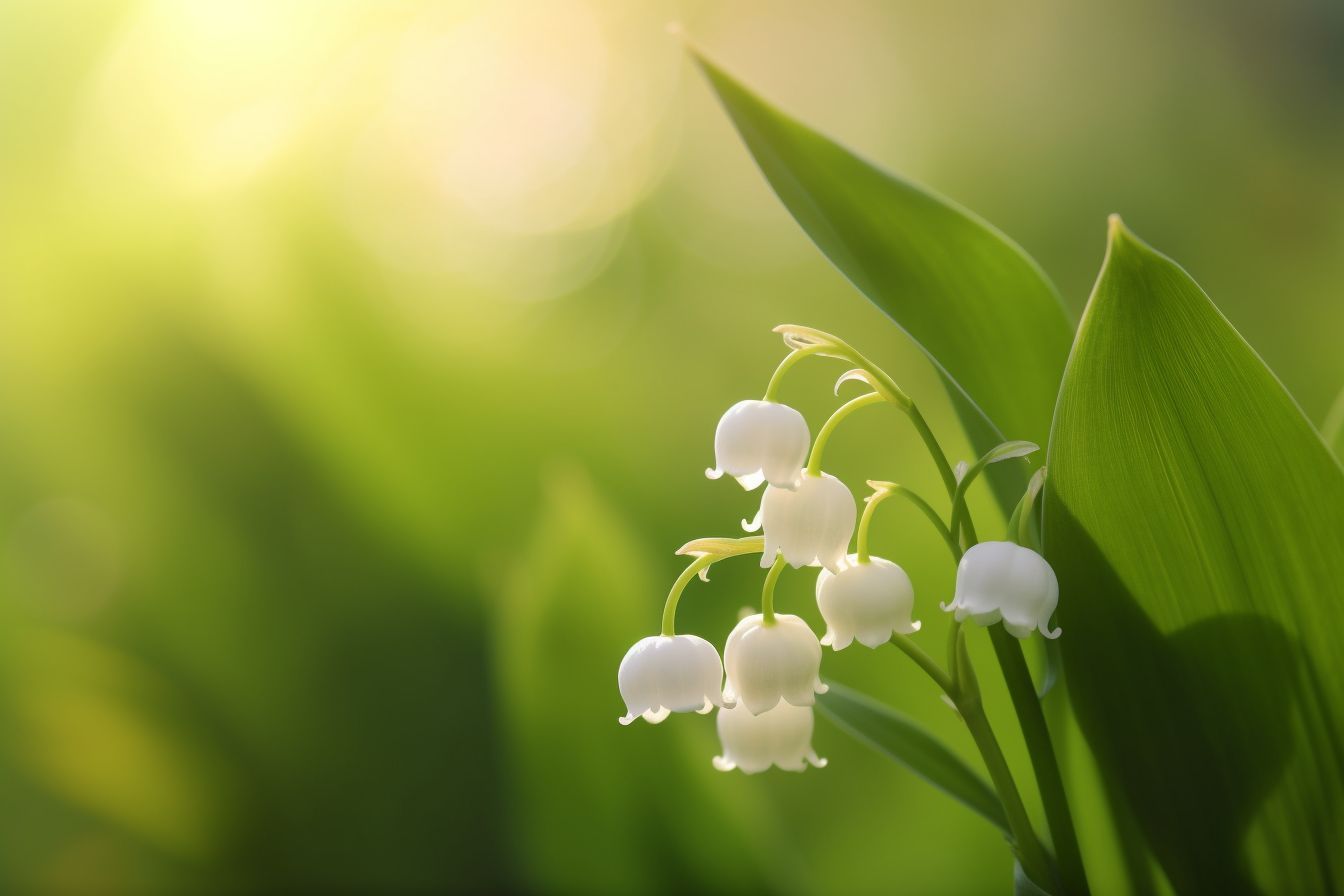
top-left (941, 541), bottom-right (1061, 639)
top-left (722, 613), bottom-right (827, 715)
top-left (745, 472), bottom-right (856, 572)
top-left (816, 555), bottom-right (921, 650)
top-left (618, 635), bottom-right (731, 725)
top-left (706, 400), bottom-right (810, 491)
top-left (712, 699), bottom-right (827, 774)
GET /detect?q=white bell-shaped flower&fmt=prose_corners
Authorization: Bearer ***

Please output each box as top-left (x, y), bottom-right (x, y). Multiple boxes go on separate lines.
top-left (816, 555), bottom-right (921, 650)
top-left (722, 613), bottom-right (827, 715)
top-left (712, 699), bottom-right (827, 774)
top-left (618, 634), bottom-right (730, 725)
top-left (941, 541), bottom-right (1062, 639)
top-left (706, 400), bottom-right (810, 491)
top-left (752, 472), bottom-right (856, 572)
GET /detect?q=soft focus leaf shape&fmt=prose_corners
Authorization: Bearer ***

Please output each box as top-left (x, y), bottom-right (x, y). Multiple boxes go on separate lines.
top-left (496, 465), bottom-right (781, 895)
top-left (693, 53), bottom-right (1073, 508)
top-left (0, 630), bottom-right (234, 859)
top-left (817, 681), bottom-right (1008, 834)
top-left (1046, 218), bottom-right (1344, 892)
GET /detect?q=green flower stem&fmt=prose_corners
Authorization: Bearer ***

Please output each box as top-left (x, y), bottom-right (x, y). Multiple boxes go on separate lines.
top-left (760, 552), bottom-right (786, 625)
top-left (855, 490), bottom-right (882, 564)
top-left (991, 627), bottom-right (1090, 896)
top-left (904, 402), bottom-right (962, 508)
top-left (951, 450), bottom-right (1008, 548)
top-left (771, 326), bottom-right (958, 503)
top-left (805, 391), bottom-right (884, 476)
top-left (946, 617), bottom-right (964, 691)
top-left (661, 555), bottom-right (716, 636)
top-left (888, 633), bottom-right (954, 695)
top-left (958, 682), bottom-right (1057, 890)
top-left (862, 482), bottom-right (962, 564)
top-left (763, 346), bottom-right (823, 401)
top-left (660, 538), bottom-right (765, 636)
top-left (997, 466), bottom-right (1087, 895)
top-left (887, 629), bottom-right (1055, 890)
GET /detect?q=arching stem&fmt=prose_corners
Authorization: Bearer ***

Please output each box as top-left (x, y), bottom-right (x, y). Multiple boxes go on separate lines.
top-left (763, 346), bottom-right (824, 401)
top-left (806, 392), bottom-right (883, 476)
top-left (863, 482), bottom-right (962, 564)
top-left (760, 552), bottom-right (786, 625)
top-left (661, 555), bottom-right (715, 636)
top-left (660, 537), bottom-right (765, 636)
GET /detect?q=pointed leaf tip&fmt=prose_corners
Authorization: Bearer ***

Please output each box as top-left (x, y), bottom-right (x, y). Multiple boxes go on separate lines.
top-left (689, 51), bottom-right (1072, 517)
top-left (1107, 213), bottom-right (1126, 242)
top-left (1049, 220), bottom-right (1344, 890)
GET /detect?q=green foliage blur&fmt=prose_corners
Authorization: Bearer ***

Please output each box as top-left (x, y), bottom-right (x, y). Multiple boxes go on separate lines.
top-left (1, 1), bottom-right (1341, 893)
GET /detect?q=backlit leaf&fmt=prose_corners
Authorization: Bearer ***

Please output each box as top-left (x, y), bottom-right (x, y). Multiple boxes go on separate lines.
top-left (693, 53), bottom-right (1073, 508)
top-left (1045, 218), bottom-right (1344, 892)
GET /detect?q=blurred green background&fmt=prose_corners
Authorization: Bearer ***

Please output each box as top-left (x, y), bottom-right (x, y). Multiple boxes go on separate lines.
top-left (1, 0), bottom-right (1341, 893)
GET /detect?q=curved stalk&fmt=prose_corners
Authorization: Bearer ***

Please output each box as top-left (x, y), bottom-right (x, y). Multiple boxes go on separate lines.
top-left (864, 481), bottom-right (962, 564)
top-left (661, 537), bottom-right (765, 635)
top-left (806, 391), bottom-right (883, 476)
top-left (760, 552), bottom-right (786, 625)
top-left (771, 325), bottom-right (959, 502)
top-left (763, 345), bottom-right (825, 401)
top-left (888, 634), bottom-right (954, 695)
top-left (950, 455), bottom-right (1000, 549)
top-left (905, 402), bottom-right (962, 507)
top-left (661, 555), bottom-right (716, 636)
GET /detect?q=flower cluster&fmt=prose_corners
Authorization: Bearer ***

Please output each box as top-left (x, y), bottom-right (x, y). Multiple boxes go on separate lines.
top-left (618, 325), bottom-right (1062, 775)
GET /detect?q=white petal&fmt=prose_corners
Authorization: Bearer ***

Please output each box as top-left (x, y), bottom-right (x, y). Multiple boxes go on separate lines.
top-left (760, 474), bottom-right (856, 571)
top-left (735, 470), bottom-right (767, 491)
top-left (816, 555), bottom-right (918, 650)
top-left (723, 614), bottom-right (825, 716)
top-left (714, 700), bottom-right (826, 774)
top-left (710, 400), bottom-right (810, 492)
top-left (952, 542), bottom-right (1061, 640)
top-left (617, 634), bottom-right (726, 726)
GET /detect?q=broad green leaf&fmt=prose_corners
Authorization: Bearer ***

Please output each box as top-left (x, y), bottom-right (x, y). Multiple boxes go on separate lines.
top-left (1045, 218), bottom-right (1344, 892)
top-left (816, 681), bottom-right (1007, 833)
top-left (693, 54), bottom-right (1073, 508)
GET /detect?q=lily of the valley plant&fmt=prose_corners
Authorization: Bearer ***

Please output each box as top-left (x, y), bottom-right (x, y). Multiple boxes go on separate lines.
top-left (617, 324), bottom-right (1074, 892)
